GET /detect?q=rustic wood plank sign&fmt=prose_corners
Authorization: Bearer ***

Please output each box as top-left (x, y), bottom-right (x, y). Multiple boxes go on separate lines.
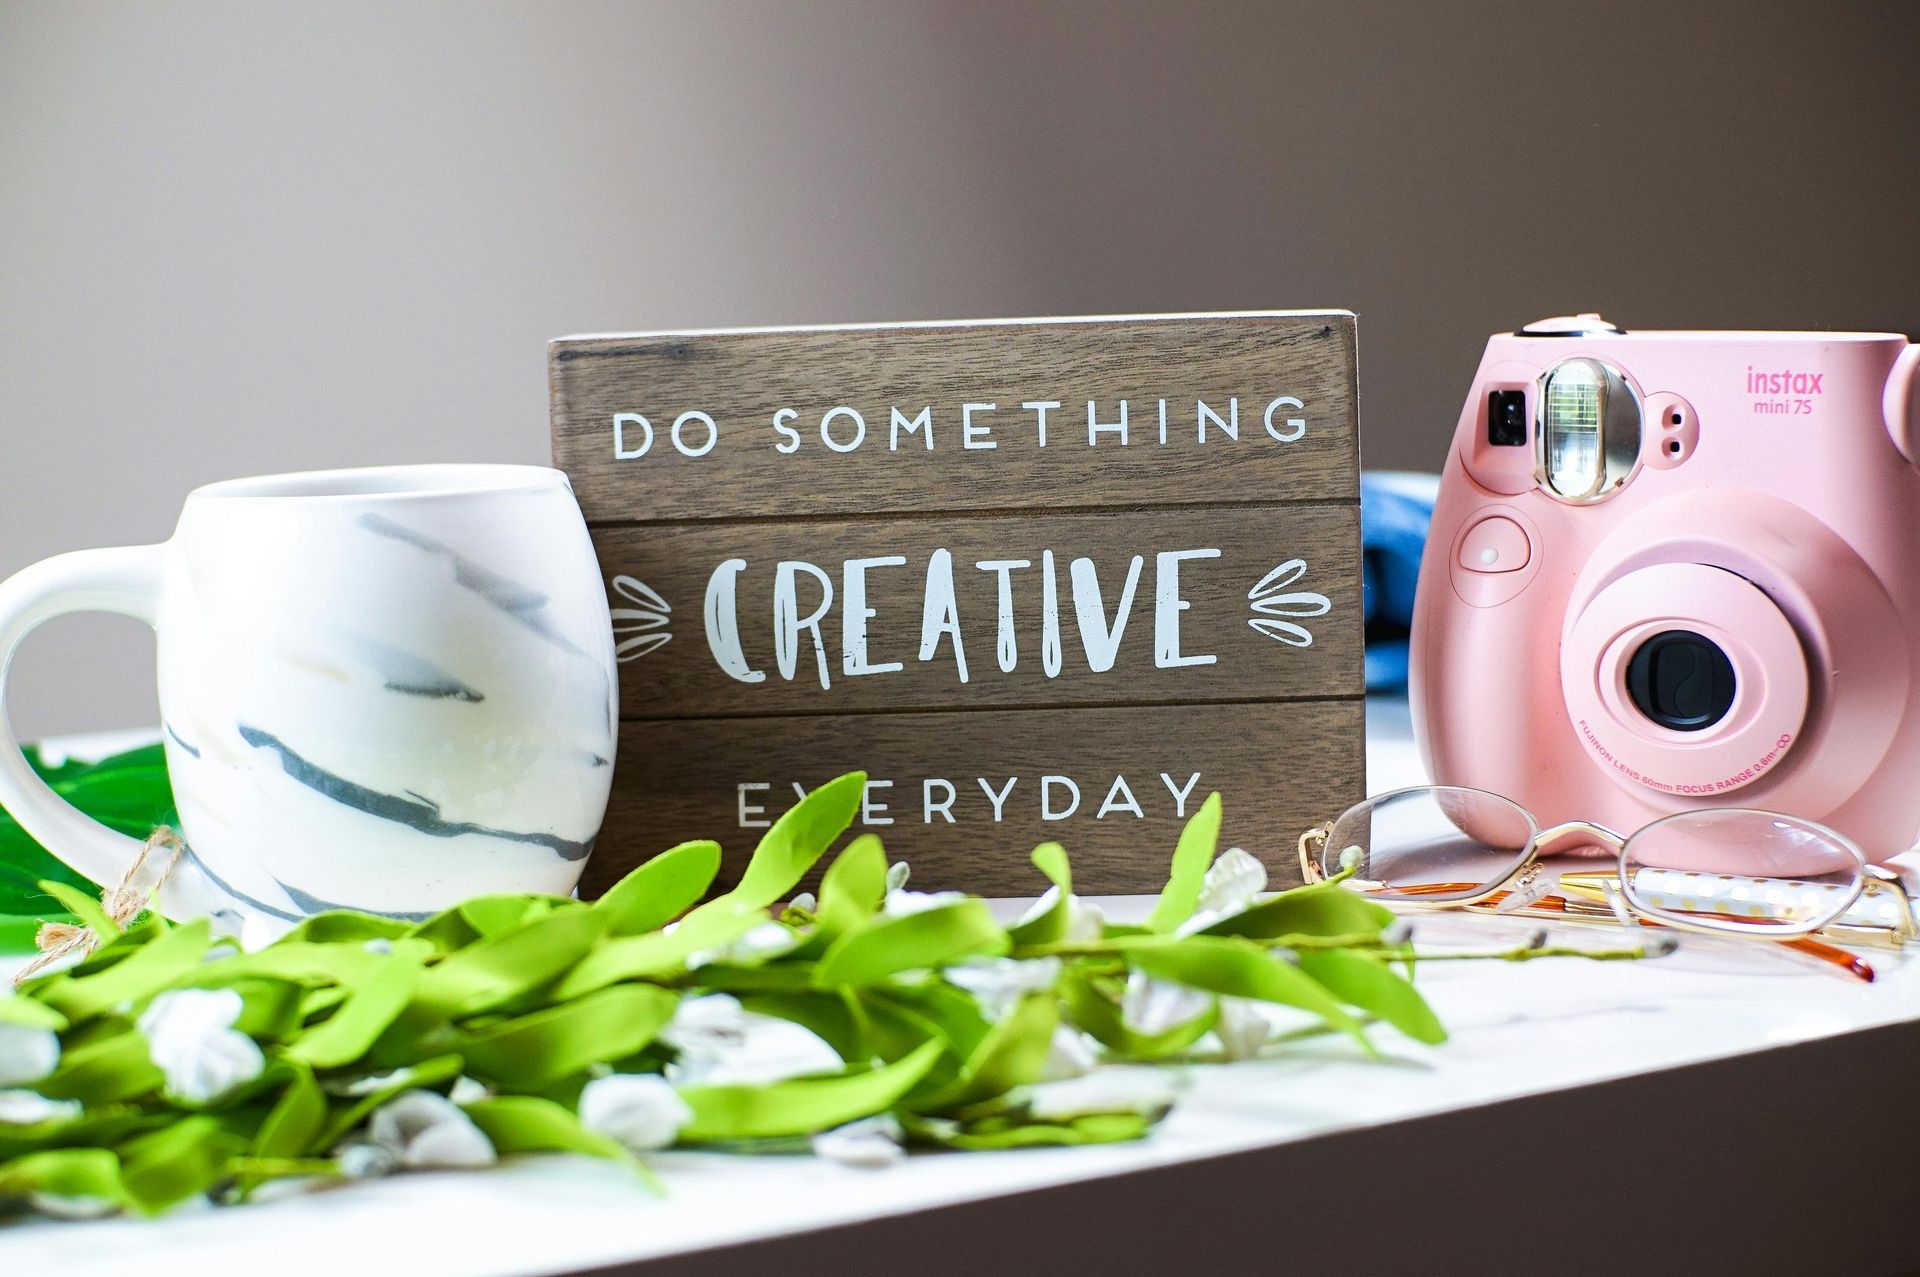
top-left (550, 312), bottom-right (1363, 897)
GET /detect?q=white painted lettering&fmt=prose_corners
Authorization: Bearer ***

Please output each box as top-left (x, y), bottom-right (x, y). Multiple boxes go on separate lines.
top-left (774, 560), bottom-right (835, 689)
top-left (1154, 549), bottom-right (1222, 668)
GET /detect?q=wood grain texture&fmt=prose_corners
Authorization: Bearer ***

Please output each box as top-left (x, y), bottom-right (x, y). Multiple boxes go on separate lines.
top-left (554, 312), bottom-right (1363, 896)
top-left (581, 699), bottom-right (1364, 899)
top-left (596, 503), bottom-right (1361, 718)
top-left (551, 312), bottom-right (1357, 523)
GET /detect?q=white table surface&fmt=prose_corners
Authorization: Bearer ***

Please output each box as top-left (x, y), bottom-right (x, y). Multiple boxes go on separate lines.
top-left (4, 699), bottom-right (1917, 1274)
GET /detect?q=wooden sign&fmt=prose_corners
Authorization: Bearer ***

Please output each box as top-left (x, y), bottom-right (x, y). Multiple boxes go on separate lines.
top-left (550, 312), bottom-right (1363, 897)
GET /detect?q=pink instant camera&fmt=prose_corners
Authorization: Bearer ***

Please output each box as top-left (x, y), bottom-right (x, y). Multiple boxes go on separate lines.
top-left (1411, 315), bottom-right (1920, 862)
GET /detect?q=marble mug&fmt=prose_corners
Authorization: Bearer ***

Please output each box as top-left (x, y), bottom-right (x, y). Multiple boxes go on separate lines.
top-left (0, 464), bottom-right (618, 933)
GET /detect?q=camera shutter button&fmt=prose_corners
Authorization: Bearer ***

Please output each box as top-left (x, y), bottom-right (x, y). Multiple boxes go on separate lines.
top-left (1458, 516), bottom-right (1531, 573)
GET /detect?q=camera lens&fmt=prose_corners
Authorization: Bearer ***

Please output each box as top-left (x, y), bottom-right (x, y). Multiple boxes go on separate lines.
top-left (1626, 630), bottom-right (1736, 732)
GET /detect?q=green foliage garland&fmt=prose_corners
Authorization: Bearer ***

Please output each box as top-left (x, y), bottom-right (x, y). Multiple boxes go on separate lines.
top-left (0, 762), bottom-right (1647, 1219)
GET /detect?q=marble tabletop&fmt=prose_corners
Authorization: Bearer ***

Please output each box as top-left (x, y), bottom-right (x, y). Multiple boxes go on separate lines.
top-left (3, 698), bottom-right (1915, 1275)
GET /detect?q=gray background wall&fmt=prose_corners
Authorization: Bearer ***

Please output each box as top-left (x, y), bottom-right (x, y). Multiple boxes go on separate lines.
top-left (4, 0), bottom-right (1918, 736)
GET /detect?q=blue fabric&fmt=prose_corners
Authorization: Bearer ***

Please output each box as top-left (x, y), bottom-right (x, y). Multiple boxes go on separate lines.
top-left (1359, 472), bottom-right (1438, 692)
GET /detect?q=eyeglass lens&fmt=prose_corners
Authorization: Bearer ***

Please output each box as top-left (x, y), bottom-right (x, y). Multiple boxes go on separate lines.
top-left (1620, 810), bottom-right (1866, 934)
top-left (1323, 787), bottom-right (1537, 903)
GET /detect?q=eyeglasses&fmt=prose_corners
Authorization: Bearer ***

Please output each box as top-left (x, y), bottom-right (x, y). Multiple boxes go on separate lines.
top-left (1298, 786), bottom-right (1917, 961)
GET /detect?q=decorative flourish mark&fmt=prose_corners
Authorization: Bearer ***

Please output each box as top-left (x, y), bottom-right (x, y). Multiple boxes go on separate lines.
top-left (1247, 559), bottom-right (1331, 648)
top-left (611, 576), bottom-right (671, 661)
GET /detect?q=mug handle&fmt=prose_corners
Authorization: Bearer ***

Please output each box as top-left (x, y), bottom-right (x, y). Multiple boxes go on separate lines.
top-left (0, 544), bottom-right (167, 890)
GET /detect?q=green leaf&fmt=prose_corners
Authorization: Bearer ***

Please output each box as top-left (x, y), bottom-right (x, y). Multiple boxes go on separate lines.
top-left (912, 993), bottom-right (1058, 1113)
top-left (228, 977), bottom-right (307, 1042)
top-left (847, 991), bottom-right (972, 1101)
top-left (1128, 936), bottom-right (1371, 1053)
top-left (1058, 967), bottom-right (1215, 1060)
top-left (37, 1029), bottom-right (163, 1104)
top-left (550, 903), bottom-right (767, 999)
top-left (34, 879), bottom-right (119, 942)
top-left (683, 771), bottom-right (866, 925)
top-left (1199, 880), bottom-right (1393, 940)
top-left (736, 991), bottom-right (866, 1064)
top-left (903, 1109), bottom-right (1156, 1150)
top-left (279, 911), bottom-right (413, 947)
top-left (0, 1104), bottom-right (149, 1163)
top-left (595, 840), bottom-right (722, 936)
top-left (180, 939), bottom-right (412, 989)
top-left (413, 908), bottom-right (610, 1017)
top-left (0, 993), bottom-right (67, 1031)
top-left (252, 1064), bottom-right (327, 1159)
top-left (1145, 793), bottom-right (1223, 932)
top-left (120, 1115), bottom-right (248, 1215)
top-left (813, 900), bottom-right (1008, 987)
top-left (1295, 950), bottom-right (1446, 1045)
top-left (677, 1038), bottom-right (942, 1141)
top-left (313, 1055), bottom-right (465, 1151)
top-left (284, 955), bottom-right (423, 1069)
top-left (1005, 843), bottom-right (1072, 946)
top-left (38, 918), bottom-right (213, 1022)
top-left (459, 895), bottom-right (556, 937)
top-left (457, 984), bottom-right (680, 1089)
top-left (869, 981), bottom-right (993, 1064)
top-left (466, 1095), bottom-right (643, 1167)
top-left (0, 1148), bottom-right (127, 1210)
top-left (791, 834), bottom-right (888, 958)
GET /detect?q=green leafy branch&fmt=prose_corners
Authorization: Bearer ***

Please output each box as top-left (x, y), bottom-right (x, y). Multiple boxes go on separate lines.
top-left (0, 765), bottom-right (1661, 1219)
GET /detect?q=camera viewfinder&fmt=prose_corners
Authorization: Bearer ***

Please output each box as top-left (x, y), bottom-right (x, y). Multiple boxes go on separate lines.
top-left (1487, 390), bottom-right (1527, 446)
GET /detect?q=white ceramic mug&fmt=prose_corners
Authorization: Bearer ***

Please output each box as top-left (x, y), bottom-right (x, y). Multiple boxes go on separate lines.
top-left (0, 464), bottom-right (618, 934)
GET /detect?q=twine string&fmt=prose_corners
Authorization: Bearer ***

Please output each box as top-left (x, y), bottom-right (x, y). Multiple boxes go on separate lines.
top-left (16, 827), bottom-right (185, 983)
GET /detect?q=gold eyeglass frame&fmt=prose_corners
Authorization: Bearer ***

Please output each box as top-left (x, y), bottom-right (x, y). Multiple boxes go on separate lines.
top-left (1297, 785), bottom-right (1920, 948)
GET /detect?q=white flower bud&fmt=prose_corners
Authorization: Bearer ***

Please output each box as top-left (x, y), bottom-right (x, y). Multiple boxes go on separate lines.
top-left (1197, 847), bottom-right (1268, 917)
top-left (786, 892), bottom-right (817, 915)
top-left (0, 1023), bottom-right (59, 1088)
top-left (335, 1140), bottom-right (398, 1180)
top-left (1120, 971), bottom-right (1211, 1037)
top-left (0, 1089), bottom-right (81, 1125)
top-left (885, 861), bottom-right (912, 892)
top-left (1013, 888), bottom-right (1105, 942)
top-left (1012, 884), bottom-right (1063, 930)
top-left (661, 994), bottom-right (748, 1056)
top-left (136, 988), bottom-right (264, 1104)
top-left (812, 1115), bottom-right (904, 1168)
top-left (686, 921), bottom-right (799, 969)
top-left (1215, 998), bottom-right (1272, 1061)
top-left (1064, 896), bottom-right (1106, 942)
top-left (368, 1090), bottom-right (496, 1169)
top-left (579, 1073), bottom-right (691, 1152)
top-left (881, 889), bottom-right (967, 918)
top-left (943, 957), bottom-right (1062, 1022)
top-left (448, 1076), bottom-right (490, 1106)
top-left (28, 1192), bottom-right (117, 1219)
top-left (330, 1068), bottom-right (407, 1097)
top-left (1040, 1026), bottom-right (1098, 1081)
top-left (1337, 845), bottom-right (1364, 871)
